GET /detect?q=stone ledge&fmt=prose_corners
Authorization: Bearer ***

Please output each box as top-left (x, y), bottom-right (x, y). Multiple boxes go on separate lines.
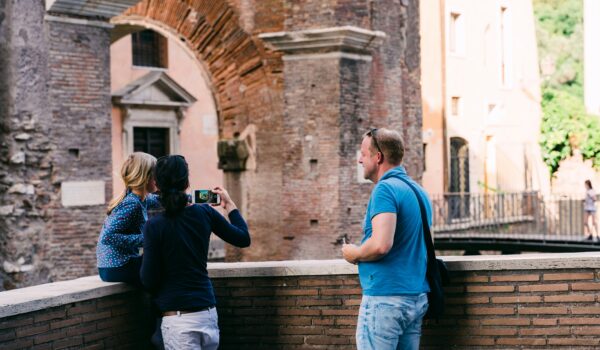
top-left (259, 26), bottom-right (386, 55)
top-left (207, 252), bottom-right (600, 278)
top-left (2, 253), bottom-right (600, 319)
top-left (208, 259), bottom-right (358, 278)
top-left (441, 251), bottom-right (600, 271)
top-left (0, 276), bottom-right (133, 319)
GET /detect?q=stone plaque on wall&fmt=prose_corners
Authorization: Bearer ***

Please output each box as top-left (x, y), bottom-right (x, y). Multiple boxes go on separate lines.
top-left (61, 181), bottom-right (105, 207)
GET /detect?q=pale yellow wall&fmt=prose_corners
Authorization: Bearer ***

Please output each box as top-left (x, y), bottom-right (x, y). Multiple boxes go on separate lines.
top-left (420, 0), bottom-right (446, 195)
top-left (421, 0), bottom-right (550, 195)
top-left (110, 34), bottom-right (222, 198)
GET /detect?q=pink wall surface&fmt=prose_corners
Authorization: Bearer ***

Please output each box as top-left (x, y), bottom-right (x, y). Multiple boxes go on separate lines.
top-left (420, 0), bottom-right (550, 195)
top-left (110, 33), bottom-right (222, 198)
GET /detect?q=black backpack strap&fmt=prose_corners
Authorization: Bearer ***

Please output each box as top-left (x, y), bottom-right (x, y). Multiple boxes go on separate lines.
top-left (396, 177), bottom-right (437, 264)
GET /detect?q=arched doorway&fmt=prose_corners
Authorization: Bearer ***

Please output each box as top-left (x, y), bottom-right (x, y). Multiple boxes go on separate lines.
top-left (448, 137), bottom-right (470, 220)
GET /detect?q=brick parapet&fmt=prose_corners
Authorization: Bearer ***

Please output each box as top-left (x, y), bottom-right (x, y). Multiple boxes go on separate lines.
top-left (2, 254), bottom-right (600, 349)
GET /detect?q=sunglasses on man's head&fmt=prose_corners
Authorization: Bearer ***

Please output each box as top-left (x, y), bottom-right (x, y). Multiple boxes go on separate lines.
top-left (367, 128), bottom-right (384, 160)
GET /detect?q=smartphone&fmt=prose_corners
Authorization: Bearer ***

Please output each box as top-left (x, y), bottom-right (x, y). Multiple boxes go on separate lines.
top-left (194, 190), bottom-right (221, 205)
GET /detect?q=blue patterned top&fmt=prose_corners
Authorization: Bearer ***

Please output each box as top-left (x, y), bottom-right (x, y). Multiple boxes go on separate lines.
top-left (96, 191), bottom-right (161, 268)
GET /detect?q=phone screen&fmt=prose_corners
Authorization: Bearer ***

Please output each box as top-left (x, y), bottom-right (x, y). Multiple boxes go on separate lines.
top-left (194, 190), bottom-right (221, 205)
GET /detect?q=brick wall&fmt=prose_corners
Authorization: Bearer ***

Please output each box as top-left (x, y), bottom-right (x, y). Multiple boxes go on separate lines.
top-left (1, 0), bottom-right (425, 288)
top-left (121, 0), bottom-right (424, 262)
top-left (0, 292), bottom-right (145, 349)
top-left (424, 268), bottom-right (600, 348)
top-left (213, 267), bottom-right (600, 349)
top-left (2, 256), bottom-right (600, 349)
top-left (46, 19), bottom-right (113, 282)
top-left (274, 0), bottom-right (423, 261)
top-left (122, 0), bottom-right (286, 263)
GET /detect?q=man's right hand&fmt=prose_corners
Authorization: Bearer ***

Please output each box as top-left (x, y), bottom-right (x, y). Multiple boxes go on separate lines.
top-left (342, 244), bottom-right (360, 264)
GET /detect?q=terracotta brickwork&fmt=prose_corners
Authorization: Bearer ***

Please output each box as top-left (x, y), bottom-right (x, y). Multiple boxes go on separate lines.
top-left (0, 0), bottom-right (424, 288)
top-left (214, 269), bottom-right (600, 349)
top-left (0, 293), bottom-right (145, 349)
top-left (423, 268), bottom-right (600, 348)
top-left (120, 0), bottom-right (287, 262)
top-left (118, 0), bottom-right (424, 262)
top-left (46, 20), bottom-right (114, 283)
top-left (2, 259), bottom-right (600, 349)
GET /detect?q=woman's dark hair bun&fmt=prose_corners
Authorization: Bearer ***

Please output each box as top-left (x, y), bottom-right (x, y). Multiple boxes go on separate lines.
top-left (155, 155), bottom-right (190, 216)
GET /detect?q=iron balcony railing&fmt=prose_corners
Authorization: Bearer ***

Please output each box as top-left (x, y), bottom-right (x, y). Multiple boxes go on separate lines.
top-left (431, 191), bottom-right (596, 237)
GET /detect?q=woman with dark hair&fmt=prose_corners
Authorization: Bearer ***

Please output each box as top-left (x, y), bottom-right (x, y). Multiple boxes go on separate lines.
top-left (140, 155), bottom-right (250, 350)
top-left (584, 180), bottom-right (598, 241)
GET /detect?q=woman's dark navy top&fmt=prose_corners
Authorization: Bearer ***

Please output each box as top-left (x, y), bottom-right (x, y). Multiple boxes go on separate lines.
top-left (140, 204), bottom-right (250, 312)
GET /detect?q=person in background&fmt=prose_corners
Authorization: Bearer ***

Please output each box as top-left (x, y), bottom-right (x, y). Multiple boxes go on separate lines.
top-left (96, 152), bottom-right (159, 285)
top-left (141, 155), bottom-right (251, 350)
top-left (584, 179), bottom-right (598, 241)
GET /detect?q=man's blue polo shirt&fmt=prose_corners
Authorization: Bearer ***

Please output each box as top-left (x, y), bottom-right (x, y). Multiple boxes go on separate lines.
top-left (358, 166), bottom-right (431, 296)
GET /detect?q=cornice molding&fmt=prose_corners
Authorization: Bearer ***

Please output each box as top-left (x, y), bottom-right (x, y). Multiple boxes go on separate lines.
top-left (45, 0), bottom-right (139, 19)
top-left (259, 26), bottom-right (386, 56)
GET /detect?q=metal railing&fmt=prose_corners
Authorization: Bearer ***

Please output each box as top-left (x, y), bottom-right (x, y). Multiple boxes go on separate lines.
top-left (431, 191), bottom-right (592, 238)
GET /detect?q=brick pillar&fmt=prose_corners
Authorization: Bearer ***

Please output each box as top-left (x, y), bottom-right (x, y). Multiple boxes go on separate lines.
top-left (260, 27), bottom-right (385, 259)
top-left (252, 0), bottom-right (423, 261)
top-left (44, 14), bottom-right (114, 282)
top-left (43, 0), bottom-right (139, 282)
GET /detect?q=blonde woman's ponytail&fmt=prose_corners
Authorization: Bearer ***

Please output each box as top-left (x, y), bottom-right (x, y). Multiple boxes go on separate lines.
top-left (107, 189), bottom-right (128, 215)
top-left (106, 152), bottom-right (157, 215)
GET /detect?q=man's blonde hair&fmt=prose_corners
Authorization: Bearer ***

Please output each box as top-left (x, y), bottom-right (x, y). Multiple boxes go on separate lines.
top-left (364, 128), bottom-right (405, 165)
top-left (107, 152), bottom-right (157, 214)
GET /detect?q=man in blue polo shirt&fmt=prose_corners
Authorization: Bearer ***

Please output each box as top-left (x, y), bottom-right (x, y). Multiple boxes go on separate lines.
top-left (342, 128), bottom-right (431, 350)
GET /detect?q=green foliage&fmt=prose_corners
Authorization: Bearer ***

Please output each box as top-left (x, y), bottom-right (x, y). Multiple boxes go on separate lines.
top-left (534, 0), bottom-right (600, 174)
top-left (539, 89), bottom-right (600, 173)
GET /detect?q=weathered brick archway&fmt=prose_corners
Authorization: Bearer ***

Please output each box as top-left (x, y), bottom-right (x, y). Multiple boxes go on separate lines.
top-left (1, 0), bottom-right (423, 288)
top-left (113, 1), bottom-right (282, 140)
top-left (109, 0), bottom-right (287, 261)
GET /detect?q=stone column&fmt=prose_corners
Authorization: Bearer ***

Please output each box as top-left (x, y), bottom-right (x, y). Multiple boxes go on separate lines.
top-left (260, 27), bottom-right (385, 259)
top-left (0, 0), bottom-right (140, 289)
top-left (0, 0), bottom-right (53, 289)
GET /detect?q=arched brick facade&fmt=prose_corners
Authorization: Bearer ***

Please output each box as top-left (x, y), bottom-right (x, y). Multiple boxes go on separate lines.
top-left (119, 0), bottom-right (283, 139)
top-left (1, 0), bottom-right (424, 288)
top-left (115, 0), bottom-right (287, 261)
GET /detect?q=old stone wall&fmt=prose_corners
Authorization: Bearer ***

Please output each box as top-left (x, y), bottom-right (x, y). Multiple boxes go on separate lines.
top-left (0, 0), bottom-right (425, 288)
top-left (0, 2), bottom-right (116, 289)
top-left (0, 0), bottom-right (53, 289)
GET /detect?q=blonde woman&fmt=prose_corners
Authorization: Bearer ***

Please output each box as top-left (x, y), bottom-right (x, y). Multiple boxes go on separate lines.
top-left (96, 152), bottom-right (159, 285)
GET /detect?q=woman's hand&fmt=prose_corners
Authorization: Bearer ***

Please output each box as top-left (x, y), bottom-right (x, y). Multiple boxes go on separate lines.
top-left (211, 186), bottom-right (237, 213)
